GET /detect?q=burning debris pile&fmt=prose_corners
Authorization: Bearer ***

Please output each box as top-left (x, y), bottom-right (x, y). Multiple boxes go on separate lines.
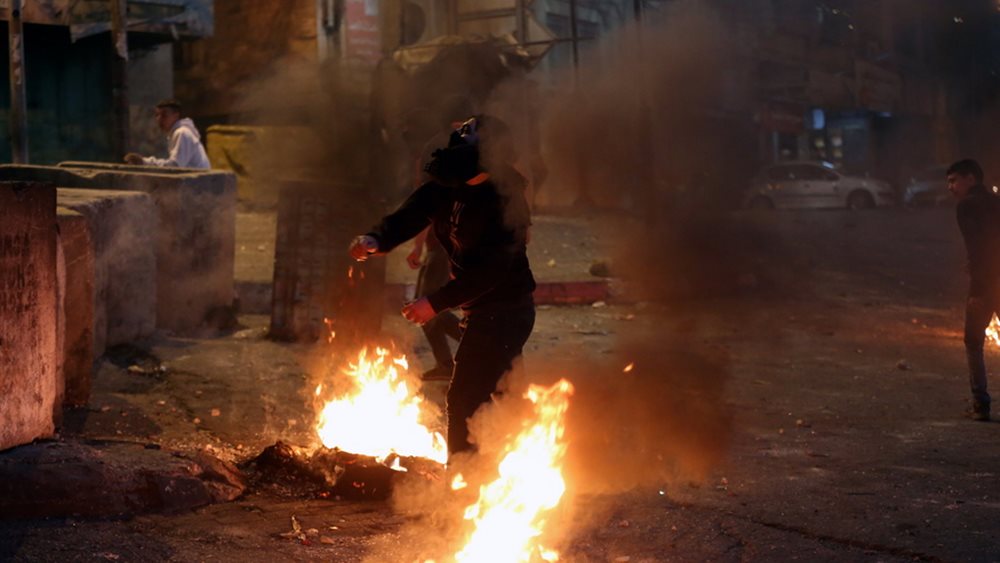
top-left (314, 346), bottom-right (448, 465)
top-left (244, 345), bottom-right (447, 499)
top-left (242, 336), bottom-right (577, 561)
top-left (243, 440), bottom-right (441, 500)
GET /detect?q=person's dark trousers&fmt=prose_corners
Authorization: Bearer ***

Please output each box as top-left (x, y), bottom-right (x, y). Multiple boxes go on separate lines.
top-left (417, 247), bottom-right (463, 370)
top-left (964, 294), bottom-right (998, 412)
top-left (447, 305), bottom-right (535, 456)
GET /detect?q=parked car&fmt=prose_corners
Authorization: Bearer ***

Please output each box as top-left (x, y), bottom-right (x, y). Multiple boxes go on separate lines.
top-left (744, 161), bottom-right (896, 210)
top-left (902, 166), bottom-right (949, 207)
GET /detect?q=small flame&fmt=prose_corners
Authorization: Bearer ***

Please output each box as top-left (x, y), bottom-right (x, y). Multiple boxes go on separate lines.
top-left (987, 315), bottom-right (1000, 347)
top-left (623, 362), bottom-right (635, 373)
top-left (323, 318), bottom-right (336, 343)
top-left (454, 379), bottom-right (574, 562)
top-left (315, 347), bottom-right (448, 465)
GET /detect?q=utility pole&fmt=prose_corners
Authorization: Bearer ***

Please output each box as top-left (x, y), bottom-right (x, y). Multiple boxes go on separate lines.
top-left (631, 0), bottom-right (658, 224)
top-left (8, 0), bottom-right (28, 163)
top-left (515, 0), bottom-right (527, 43)
top-left (568, 0), bottom-right (579, 72)
top-left (110, 0), bottom-right (130, 160)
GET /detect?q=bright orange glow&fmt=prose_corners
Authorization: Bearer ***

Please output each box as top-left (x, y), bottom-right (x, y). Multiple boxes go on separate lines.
top-left (455, 379), bottom-right (574, 562)
top-left (623, 362), bottom-right (635, 373)
top-left (987, 315), bottom-right (1000, 347)
top-left (315, 347), bottom-right (448, 465)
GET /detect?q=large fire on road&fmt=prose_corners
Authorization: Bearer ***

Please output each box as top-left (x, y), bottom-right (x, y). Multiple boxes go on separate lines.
top-left (453, 379), bottom-right (574, 562)
top-left (312, 335), bottom-right (574, 561)
top-left (314, 346), bottom-right (448, 465)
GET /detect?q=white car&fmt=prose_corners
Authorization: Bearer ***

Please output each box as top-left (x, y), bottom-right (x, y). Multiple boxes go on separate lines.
top-left (902, 167), bottom-right (949, 207)
top-left (744, 161), bottom-right (896, 210)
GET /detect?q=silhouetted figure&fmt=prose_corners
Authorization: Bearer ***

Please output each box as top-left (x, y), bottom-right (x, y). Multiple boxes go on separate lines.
top-left (950, 159), bottom-right (1000, 421)
top-left (349, 116), bottom-right (535, 456)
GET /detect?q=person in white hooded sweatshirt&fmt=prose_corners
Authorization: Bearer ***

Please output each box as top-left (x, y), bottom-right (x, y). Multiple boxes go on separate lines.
top-left (125, 99), bottom-right (211, 169)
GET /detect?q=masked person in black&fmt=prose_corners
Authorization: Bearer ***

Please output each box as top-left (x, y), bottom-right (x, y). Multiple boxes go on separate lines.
top-left (349, 116), bottom-right (535, 456)
top-left (949, 159), bottom-right (1000, 421)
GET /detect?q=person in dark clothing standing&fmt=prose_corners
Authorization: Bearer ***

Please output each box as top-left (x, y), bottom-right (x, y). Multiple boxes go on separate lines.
top-left (408, 227), bottom-right (464, 380)
top-left (349, 116), bottom-right (535, 456)
top-left (950, 159), bottom-right (1000, 421)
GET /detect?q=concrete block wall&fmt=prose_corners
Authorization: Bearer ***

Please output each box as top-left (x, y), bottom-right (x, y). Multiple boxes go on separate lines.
top-left (270, 182), bottom-right (385, 343)
top-left (56, 209), bottom-right (96, 406)
top-left (57, 189), bottom-right (157, 354)
top-left (57, 163), bottom-right (236, 332)
top-left (0, 182), bottom-right (59, 451)
top-left (0, 164), bottom-right (236, 333)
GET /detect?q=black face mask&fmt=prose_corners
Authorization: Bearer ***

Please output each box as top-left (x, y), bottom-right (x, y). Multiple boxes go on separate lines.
top-left (424, 144), bottom-right (480, 186)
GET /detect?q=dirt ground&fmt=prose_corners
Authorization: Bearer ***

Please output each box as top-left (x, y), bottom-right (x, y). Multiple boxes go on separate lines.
top-left (5, 207), bottom-right (1000, 562)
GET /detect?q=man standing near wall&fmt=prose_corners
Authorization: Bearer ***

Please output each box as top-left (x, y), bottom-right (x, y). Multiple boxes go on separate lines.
top-left (125, 100), bottom-right (211, 169)
top-left (950, 159), bottom-right (1000, 421)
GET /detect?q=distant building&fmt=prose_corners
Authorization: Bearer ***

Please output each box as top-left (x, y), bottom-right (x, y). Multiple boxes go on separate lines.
top-left (0, 0), bottom-right (215, 164)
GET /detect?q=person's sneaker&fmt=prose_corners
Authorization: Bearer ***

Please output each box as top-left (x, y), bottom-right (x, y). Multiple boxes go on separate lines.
top-left (422, 365), bottom-right (453, 381)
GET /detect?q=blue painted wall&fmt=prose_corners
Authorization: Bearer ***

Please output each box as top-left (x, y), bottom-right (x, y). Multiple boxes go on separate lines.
top-left (0, 23), bottom-right (115, 164)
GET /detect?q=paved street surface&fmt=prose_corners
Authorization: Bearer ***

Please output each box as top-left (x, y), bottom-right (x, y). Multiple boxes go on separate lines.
top-left (5, 207), bottom-right (1000, 562)
top-left (234, 209), bottom-right (627, 286)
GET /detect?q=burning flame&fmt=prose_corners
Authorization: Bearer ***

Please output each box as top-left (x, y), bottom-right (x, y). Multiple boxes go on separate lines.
top-left (987, 315), bottom-right (1000, 347)
top-left (315, 347), bottom-right (448, 465)
top-left (454, 379), bottom-right (574, 563)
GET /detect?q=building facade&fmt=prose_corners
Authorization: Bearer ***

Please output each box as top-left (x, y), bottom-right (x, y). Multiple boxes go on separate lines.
top-left (1, 0), bottom-right (214, 164)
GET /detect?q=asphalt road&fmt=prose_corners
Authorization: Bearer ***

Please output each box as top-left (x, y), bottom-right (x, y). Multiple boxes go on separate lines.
top-left (5, 207), bottom-right (999, 563)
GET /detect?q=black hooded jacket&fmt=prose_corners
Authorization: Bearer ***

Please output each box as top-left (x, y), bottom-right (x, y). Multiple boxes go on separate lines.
top-left (367, 168), bottom-right (535, 314)
top-left (957, 184), bottom-right (1000, 297)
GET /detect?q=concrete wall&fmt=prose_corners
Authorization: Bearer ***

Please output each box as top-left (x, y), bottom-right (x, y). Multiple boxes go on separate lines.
top-left (57, 189), bottom-right (157, 354)
top-left (271, 182), bottom-right (385, 342)
top-left (173, 0), bottom-right (321, 121)
top-left (0, 182), bottom-right (58, 451)
top-left (0, 164), bottom-right (237, 333)
top-left (56, 209), bottom-right (96, 406)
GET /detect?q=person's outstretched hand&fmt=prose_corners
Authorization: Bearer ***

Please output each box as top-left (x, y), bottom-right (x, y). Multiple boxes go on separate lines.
top-left (402, 298), bottom-right (435, 325)
top-left (348, 235), bottom-right (379, 262)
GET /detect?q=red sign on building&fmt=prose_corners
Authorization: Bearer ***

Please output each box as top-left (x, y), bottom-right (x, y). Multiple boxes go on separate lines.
top-left (345, 0), bottom-right (382, 64)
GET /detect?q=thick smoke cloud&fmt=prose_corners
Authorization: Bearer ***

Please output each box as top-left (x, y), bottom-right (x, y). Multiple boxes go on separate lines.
top-left (358, 3), bottom-right (796, 560)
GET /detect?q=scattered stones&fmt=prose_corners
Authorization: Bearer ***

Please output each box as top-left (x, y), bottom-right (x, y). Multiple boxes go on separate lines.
top-left (589, 260), bottom-right (613, 278)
